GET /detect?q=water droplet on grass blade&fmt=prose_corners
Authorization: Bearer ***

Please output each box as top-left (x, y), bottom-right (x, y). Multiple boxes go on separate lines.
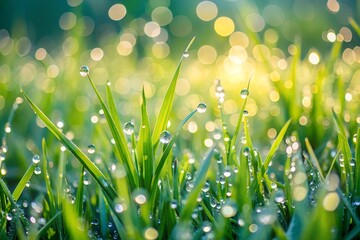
top-left (170, 200), bottom-right (177, 209)
top-left (196, 102), bottom-right (207, 113)
top-left (353, 134), bottom-right (357, 143)
top-left (4, 122), bottom-right (11, 133)
top-left (240, 89), bottom-right (249, 99)
top-left (274, 190), bottom-right (285, 203)
top-left (202, 221), bottom-right (212, 233)
top-left (34, 166), bottom-right (42, 175)
top-left (160, 130), bottom-right (172, 144)
top-left (79, 65), bottom-right (89, 76)
top-left (124, 122), bottom-right (134, 135)
top-left (182, 51), bottom-right (190, 58)
top-left (243, 109), bottom-right (249, 116)
top-left (202, 181), bottom-right (210, 192)
top-left (32, 154), bottom-right (40, 164)
top-left (87, 144), bottom-right (96, 154)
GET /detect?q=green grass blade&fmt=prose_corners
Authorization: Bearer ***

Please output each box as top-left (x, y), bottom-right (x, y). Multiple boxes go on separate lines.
top-left (23, 91), bottom-right (119, 201)
top-left (75, 165), bottom-right (85, 217)
top-left (179, 147), bottom-right (214, 222)
top-left (332, 109), bottom-right (347, 137)
top-left (12, 163), bottom-right (35, 201)
top-left (151, 37), bottom-right (195, 147)
top-left (150, 109), bottom-right (198, 205)
top-left (136, 88), bottom-right (153, 190)
top-left (304, 138), bottom-right (325, 181)
top-left (36, 211), bottom-right (62, 239)
top-left (262, 119), bottom-right (291, 174)
top-left (42, 139), bottom-right (56, 215)
top-left (349, 17), bottom-right (360, 37)
top-left (338, 133), bottom-right (353, 193)
top-left (355, 128), bottom-right (360, 197)
top-left (87, 75), bottom-right (137, 189)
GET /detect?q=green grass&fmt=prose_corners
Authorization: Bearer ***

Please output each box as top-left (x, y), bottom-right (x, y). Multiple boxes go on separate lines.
top-left (0, 35), bottom-right (360, 240)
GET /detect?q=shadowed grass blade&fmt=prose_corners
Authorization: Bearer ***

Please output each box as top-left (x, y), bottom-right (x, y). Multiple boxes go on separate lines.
top-left (152, 37), bottom-right (195, 147)
top-left (23, 91), bottom-right (119, 201)
top-left (261, 119), bottom-right (291, 174)
top-left (87, 75), bottom-right (137, 189)
top-left (12, 163), bottom-right (35, 201)
top-left (36, 211), bottom-right (62, 239)
top-left (349, 17), bottom-right (360, 36)
top-left (179, 147), bottom-right (214, 222)
top-left (42, 139), bottom-right (56, 215)
top-left (75, 165), bottom-right (85, 217)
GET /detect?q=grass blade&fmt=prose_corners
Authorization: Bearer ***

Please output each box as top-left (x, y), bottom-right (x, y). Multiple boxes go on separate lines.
top-left (75, 165), bottom-right (85, 217)
top-left (87, 75), bottom-right (137, 189)
top-left (150, 109), bottom-right (198, 205)
top-left (304, 138), bottom-right (325, 181)
top-left (12, 163), bottom-right (35, 201)
top-left (23, 91), bottom-right (119, 201)
top-left (36, 211), bottom-right (62, 239)
top-left (179, 147), bottom-right (214, 222)
top-left (349, 17), bottom-right (360, 37)
top-left (151, 37), bottom-right (195, 147)
top-left (136, 88), bottom-right (153, 190)
top-left (355, 128), bottom-right (360, 197)
top-left (42, 139), bottom-right (56, 215)
top-left (261, 119), bottom-right (291, 174)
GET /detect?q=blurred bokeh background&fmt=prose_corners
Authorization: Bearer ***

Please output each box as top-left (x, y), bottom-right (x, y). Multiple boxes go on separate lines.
top-left (0, 0), bottom-right (360, 181)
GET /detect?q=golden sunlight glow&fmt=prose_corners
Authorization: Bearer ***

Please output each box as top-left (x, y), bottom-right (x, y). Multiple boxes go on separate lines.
top-left (245, 13), bottom-right (265, 32)
top-left (91, 48), bottom-right (104, 61)
top-left (308, 51), bottom-right (320, 65)
top-left (151, 7), bottom-right (173, 26)
top-left (214, 17), bottom-right (235, 37)
top-left (196, 1), bottom-right (218, 21)
top-left (323, 192), bottom-right (340, 211)
top-left (117, 41), bottom-right (133, 56)
top-left (108, 4), bottom-right (127, 21)
top-left (35, 48), bottom-right (47, 60)
top-left (229, 46), bottom-right (247, 64)
top-left (229, 32), bottom-right (249, 48)
top-left (197, 45), bottom-right (217, 65)
top-left (144, 21), bottom-right (161, 38)
top-left (152, 42), bottom-right (170, 59)
top-left (327, 0), bottom-right (340, 13)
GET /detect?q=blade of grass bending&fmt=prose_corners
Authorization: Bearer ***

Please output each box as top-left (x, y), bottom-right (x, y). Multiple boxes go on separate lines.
top-left (344, 224), bottom-right (360, 240)
top-left (261, 119), bottom-right (291, 174)
top-left (87, 75), bottom-right (137, 189)
top-left (179, 147), bottom-right (214, 222)
top-left (355, 128), bottom-right (360, 197)
top-left (152, 37), bottom-right (195, 148)
top-left (150, 109), bottom-right (198, 205)
top-left (23, 91), bottom-right (119, 202)
top-left (75, 165), bottom-right (85, 217)
top-left (136, 88), bottom-right (154, 190)
top-left (304, 138), bottom-right (325, 181)
top-left (338, 133), bottom-right (354, 192)
top-left (332, 109), bottom-right (347, 137)
top-left (12, 163), bottom-right (35, 201)
top-left (336, 188), bottom-right (360, 225)
top-left (325, 150), bottom-right (340, 179)
top-left (36, 211), bottom-right (62, 239)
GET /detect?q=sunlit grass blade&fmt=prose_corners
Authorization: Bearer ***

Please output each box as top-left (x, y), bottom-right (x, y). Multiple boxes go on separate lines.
top-left (87, 75), bottom-right (137, 189)
top-left (150, 109), bottom-right (198, 206)
top-left (349, 17), bottom-right (360, 36)
top-left (332, 109), bottom-right (347, 137)
top-left (229, 75), bottom-right (252, 159)
top-left (261, 119), bottom-right (291, 174)
top-left (355, 128), bottom-right (360, 197)
top-left (179, 147), bottom-right (214, 222)
top-left (62, 200), bottom-right (88, 239)
top-left (304, 138), bottom-right (325, 181)
top-left (36, 211), bottom-right (62, 239)
top-left (12, 163), bottom-right (35, 201)
top-left (136, 88), bottom-right (153, 190)
top-left (23, 91), bottom-right (119, 201)
top-left (151, 37), bottom-right (195, 147)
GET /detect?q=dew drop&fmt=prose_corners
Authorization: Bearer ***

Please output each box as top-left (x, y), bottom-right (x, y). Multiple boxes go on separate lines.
top-left (243, 147), bottom-right (250, 156)
top-left (26, 181), bottom-right (31, 187)
top-left (124, 122), bottom-right (135, 135)
top-left (87, 144), bottom-right (96, 154)
top-left (159, 130), bottom-right (172, 144)
top-left (34, 166), bottom-right (42, 175)
top-left (32, 154), bottom-right (40, 164)
top-left (202, 221), bottom-right (212, 233)
top-left (170, 200), bottom-right (177, 209)
top-left (202, 181), bottom-right (210, 193)
top-left (79, 65), bottom-right (89, 77)
top-left (353, 134), bottom-right (357, 143)
top-left (4, 122), bottom-right (11, 133)
top-left (6, 213), bottom-right (13, 221)
top-left (182, 51), bottom-right (190, 58)
top-left (274, 190), bottom-right (285, 203)
top-left (224, 166), bottom-right (232, 178)
top-left (243, 109), bottom-right (249, 117)
top-left (240, 89), bottom-right (249, 99)
top-left (196, 102), bottom-right (207, 113)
